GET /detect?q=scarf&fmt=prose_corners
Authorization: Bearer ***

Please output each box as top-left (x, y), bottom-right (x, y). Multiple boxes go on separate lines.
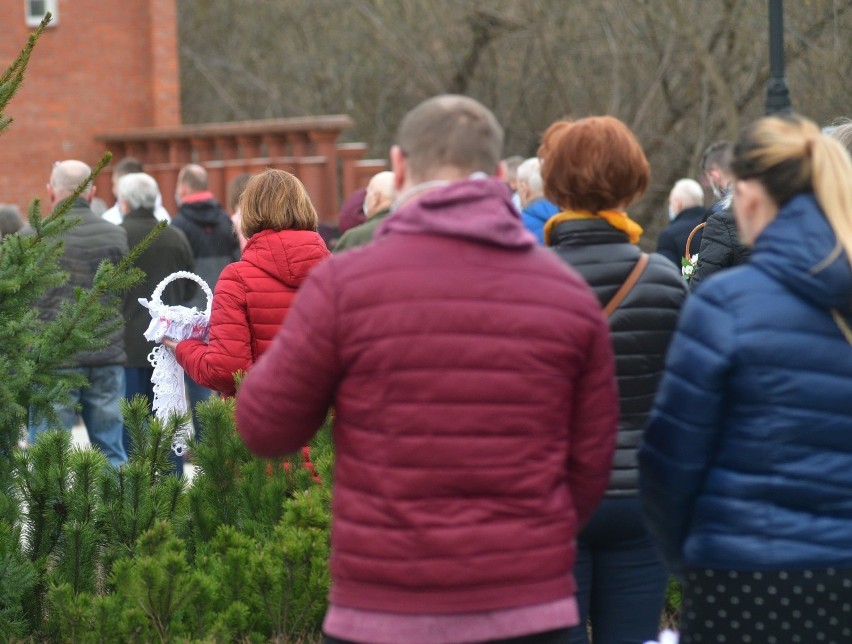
top-left (543, 209), bottom-right (644, 246)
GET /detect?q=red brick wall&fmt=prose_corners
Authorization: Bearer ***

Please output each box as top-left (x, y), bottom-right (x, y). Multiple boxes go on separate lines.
top-left (0, 0), bottom-right (180, 213)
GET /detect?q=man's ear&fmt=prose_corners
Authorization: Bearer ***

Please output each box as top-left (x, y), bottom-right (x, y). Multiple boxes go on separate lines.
top-left (671, 197), bottom-right (681, 214)
top-left (390, 145), bottom-right (407, 192)
top-left (494, 161), bottom-right (507, 182)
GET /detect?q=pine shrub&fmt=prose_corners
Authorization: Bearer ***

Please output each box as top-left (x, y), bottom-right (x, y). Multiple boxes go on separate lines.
top-left (1, 16), bottom-right (333, 641)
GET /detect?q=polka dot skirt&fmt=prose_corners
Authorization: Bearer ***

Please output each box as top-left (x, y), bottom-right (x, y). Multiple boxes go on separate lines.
top-left (679, 568), bottom-right (852, 643)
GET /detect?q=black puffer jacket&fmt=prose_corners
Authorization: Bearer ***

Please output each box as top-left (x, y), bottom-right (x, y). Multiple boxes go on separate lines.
top-left (550, 218), bottom-right (687, 496)
top-left (171, 198), bottom-right (240, 309)
top-left (689, 207), bottom-right (751, 288)
top-left (36, 199), bottom-right (129, 367)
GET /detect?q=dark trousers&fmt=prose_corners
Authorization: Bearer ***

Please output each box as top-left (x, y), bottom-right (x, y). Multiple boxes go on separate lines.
top-left (325, 627), bottom-right (572, 644)
top-left (124, 366), bottom-right (183, 476)
top-left (568, 497), bottom-right (668, 644)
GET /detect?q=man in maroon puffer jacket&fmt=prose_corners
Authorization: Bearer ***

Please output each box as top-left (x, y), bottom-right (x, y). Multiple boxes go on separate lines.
top-left (236, 95), bottom-right (619, 644)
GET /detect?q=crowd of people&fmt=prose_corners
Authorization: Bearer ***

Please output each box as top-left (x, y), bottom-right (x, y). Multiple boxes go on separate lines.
top-left (5, 95), bottom-right (852, 643)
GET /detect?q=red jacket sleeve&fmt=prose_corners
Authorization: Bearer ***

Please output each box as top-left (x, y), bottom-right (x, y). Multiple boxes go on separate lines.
top-left (235, 260), bottom-right (340, 457)
top-left (175, 264), bottom-right (252, 396)
top-left (566, 312), bottom-right (619, 527)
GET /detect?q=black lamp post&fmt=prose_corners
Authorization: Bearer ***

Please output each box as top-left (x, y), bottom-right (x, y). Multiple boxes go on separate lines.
top-left (765, 0), bottom-right (793, 114)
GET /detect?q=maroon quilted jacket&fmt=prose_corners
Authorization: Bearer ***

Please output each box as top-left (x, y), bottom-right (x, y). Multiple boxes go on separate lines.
top-left (236, 178), bottom-right (618, 615)
top-left (175, 228), bottom-right (330, 396)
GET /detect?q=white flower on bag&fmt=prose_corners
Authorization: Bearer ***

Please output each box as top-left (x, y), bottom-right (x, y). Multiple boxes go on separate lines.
top-left (681, 253), bottom-right (698, 281)
top-left (644, 629), bottom-right (679, 644)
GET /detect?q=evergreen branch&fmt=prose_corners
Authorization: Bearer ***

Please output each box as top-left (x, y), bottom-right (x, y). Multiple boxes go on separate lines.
top-left (0, 13), bottom-right (51, 128)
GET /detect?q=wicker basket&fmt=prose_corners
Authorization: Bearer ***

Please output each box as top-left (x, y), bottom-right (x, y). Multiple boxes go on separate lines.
top-left (684, 222), bottom-right (706, 262)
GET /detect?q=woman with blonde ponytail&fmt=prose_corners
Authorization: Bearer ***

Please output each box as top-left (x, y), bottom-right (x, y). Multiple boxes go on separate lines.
top-left (640, 113), bottom-right (852, 643)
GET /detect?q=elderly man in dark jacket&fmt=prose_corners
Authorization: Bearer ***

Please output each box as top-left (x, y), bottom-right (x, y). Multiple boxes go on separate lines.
top-left (28, 160), bottom-right (129, 466)
top-left (656, 178), bottom-right (708, 266)
top-left (171, 164), bottom-right (240, 430)
top-left (118, 172), bottom-right (196, 460)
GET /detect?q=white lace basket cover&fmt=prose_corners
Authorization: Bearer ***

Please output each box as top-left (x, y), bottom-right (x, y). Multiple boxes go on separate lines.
top-left (138, 271), bottom-right (212, 456)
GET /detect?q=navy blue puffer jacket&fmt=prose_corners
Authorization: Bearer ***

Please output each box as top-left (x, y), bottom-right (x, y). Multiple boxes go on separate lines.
top-left (639, 194), bottom-right (852, 575)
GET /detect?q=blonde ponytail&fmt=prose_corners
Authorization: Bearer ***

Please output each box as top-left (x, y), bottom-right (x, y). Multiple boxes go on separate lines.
top-left (811, 135), bottom-right (852, 266)
top-left (732, 114), bottom-right (852, 269)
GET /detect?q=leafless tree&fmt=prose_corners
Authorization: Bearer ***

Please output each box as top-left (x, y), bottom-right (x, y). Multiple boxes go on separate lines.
top-left (178, 0), bottom-right (852, 243)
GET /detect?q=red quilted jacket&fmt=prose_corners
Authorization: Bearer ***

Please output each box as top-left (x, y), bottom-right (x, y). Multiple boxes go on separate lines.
top-left (236, 178), bottom-right (618, 615)
top-left (175, 228), bottom-right (330, 396)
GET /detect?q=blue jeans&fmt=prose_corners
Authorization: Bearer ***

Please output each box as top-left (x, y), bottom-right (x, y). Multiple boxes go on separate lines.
top-left (29, 365), bottom-right (127, 467)
top-left (568, 497), bottom-right (668, 644)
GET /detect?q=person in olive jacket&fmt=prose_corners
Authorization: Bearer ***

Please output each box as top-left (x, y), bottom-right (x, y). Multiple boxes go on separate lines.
top-left (539, 116), bottom-right (688, 644)
top-left (118, 173), bottom-right (195, 458)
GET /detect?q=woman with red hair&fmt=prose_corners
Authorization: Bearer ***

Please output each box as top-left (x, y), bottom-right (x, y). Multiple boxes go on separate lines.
top-left (539, 116), bottom-right (688, 644)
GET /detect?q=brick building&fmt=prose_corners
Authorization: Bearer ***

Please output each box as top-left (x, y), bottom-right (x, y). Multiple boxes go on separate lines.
top-left (0, 0), bottom-right (382, 222)
top-left (0, 0), bottom-right (180, 213)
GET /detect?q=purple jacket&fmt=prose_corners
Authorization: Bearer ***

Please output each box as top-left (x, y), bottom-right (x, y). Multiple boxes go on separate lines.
top-left (236, 177), bottom-right (618, 615)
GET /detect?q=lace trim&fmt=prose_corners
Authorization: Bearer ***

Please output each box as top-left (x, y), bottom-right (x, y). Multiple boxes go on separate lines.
top-left (138, 271), bottom-right (212, 455)
top-left (147, 345), bottom-right (192, 455)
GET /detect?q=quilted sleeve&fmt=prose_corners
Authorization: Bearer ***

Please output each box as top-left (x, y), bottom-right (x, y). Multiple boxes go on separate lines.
top-left (638, 287), bottom-right (735, 575)
top-left (235, 260), bottom-right (341, 457)
top-left (566, 310), bottom-right (620, 527)
top-left (690, 211), bottom-right (735, 287)
top-left (175, 264), bottom-right (252, 396)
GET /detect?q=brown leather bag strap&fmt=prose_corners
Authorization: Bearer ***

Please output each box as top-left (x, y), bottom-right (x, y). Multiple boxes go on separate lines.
top-left (603, 253), bottom-right (649, 317)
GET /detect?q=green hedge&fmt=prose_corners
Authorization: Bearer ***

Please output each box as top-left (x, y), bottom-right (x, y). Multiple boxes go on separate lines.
top-left (1, 397), bottom-right (332, 642)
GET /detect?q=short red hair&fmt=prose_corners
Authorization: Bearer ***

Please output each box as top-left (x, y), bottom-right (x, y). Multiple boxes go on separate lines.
top-left (538, 116), bottom-right (650, 212)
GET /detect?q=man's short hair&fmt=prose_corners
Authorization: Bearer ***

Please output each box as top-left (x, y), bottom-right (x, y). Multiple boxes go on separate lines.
top-left (0, 203), bottom-right (24, 238)
top-left (178, 164), bottom-right (209, 192)
top-left (396, 95), bottom-right (503, 181)
top-left (113, 157), bottom-right (144, 179)
top-left (516, 157), bottom-right (544, 196)
top-left (227, 173), bottom-right (253, 213)
top-left (366, 171), bottom-right (396, 201)
top-left (701, 141), bottom-right (734, 174)
top-left (118, 173), bottom-right (160, 211)
top-left (502, 155), bottom-right (524, 182)
top-left (50, 160), bottom-right (94, 200)
top-left (239, 168), bottom-right (318, 238)
top-left (827, 122), bottom-right (852, 155)
top-left (670, 178), bottom-right (705, 209)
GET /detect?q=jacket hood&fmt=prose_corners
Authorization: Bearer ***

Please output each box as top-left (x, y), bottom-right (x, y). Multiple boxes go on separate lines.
top-left (374, 177), bottom-right (536, 249)
top-left (753, 194), bottom-right (852, 314)
top-left (178, 199), bottom-right (229, 225)
top-left (522, 198), bottom-right (560, 225)
top-left (241, 228), bottom-right (330, 287)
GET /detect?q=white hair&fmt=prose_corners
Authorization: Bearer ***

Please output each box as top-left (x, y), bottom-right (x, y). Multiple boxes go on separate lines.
top-left (367, 171), bottom-right (396, 200)
top-left (118, 173), bottom-right (160, 210)
top-left (670, 178), bottom-right (704, 209)
top-left (50, 160), bottom-right (94, 199)
top-left (516, 157), bottom-right (544, 196)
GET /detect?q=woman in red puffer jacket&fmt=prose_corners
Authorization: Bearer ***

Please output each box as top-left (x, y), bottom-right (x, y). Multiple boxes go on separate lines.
top-left (164, 168), bottom-right (330, 396)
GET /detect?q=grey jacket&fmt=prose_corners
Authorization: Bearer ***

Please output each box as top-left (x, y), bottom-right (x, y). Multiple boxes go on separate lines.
top-left (36, 199), bottom-right (129, 367)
